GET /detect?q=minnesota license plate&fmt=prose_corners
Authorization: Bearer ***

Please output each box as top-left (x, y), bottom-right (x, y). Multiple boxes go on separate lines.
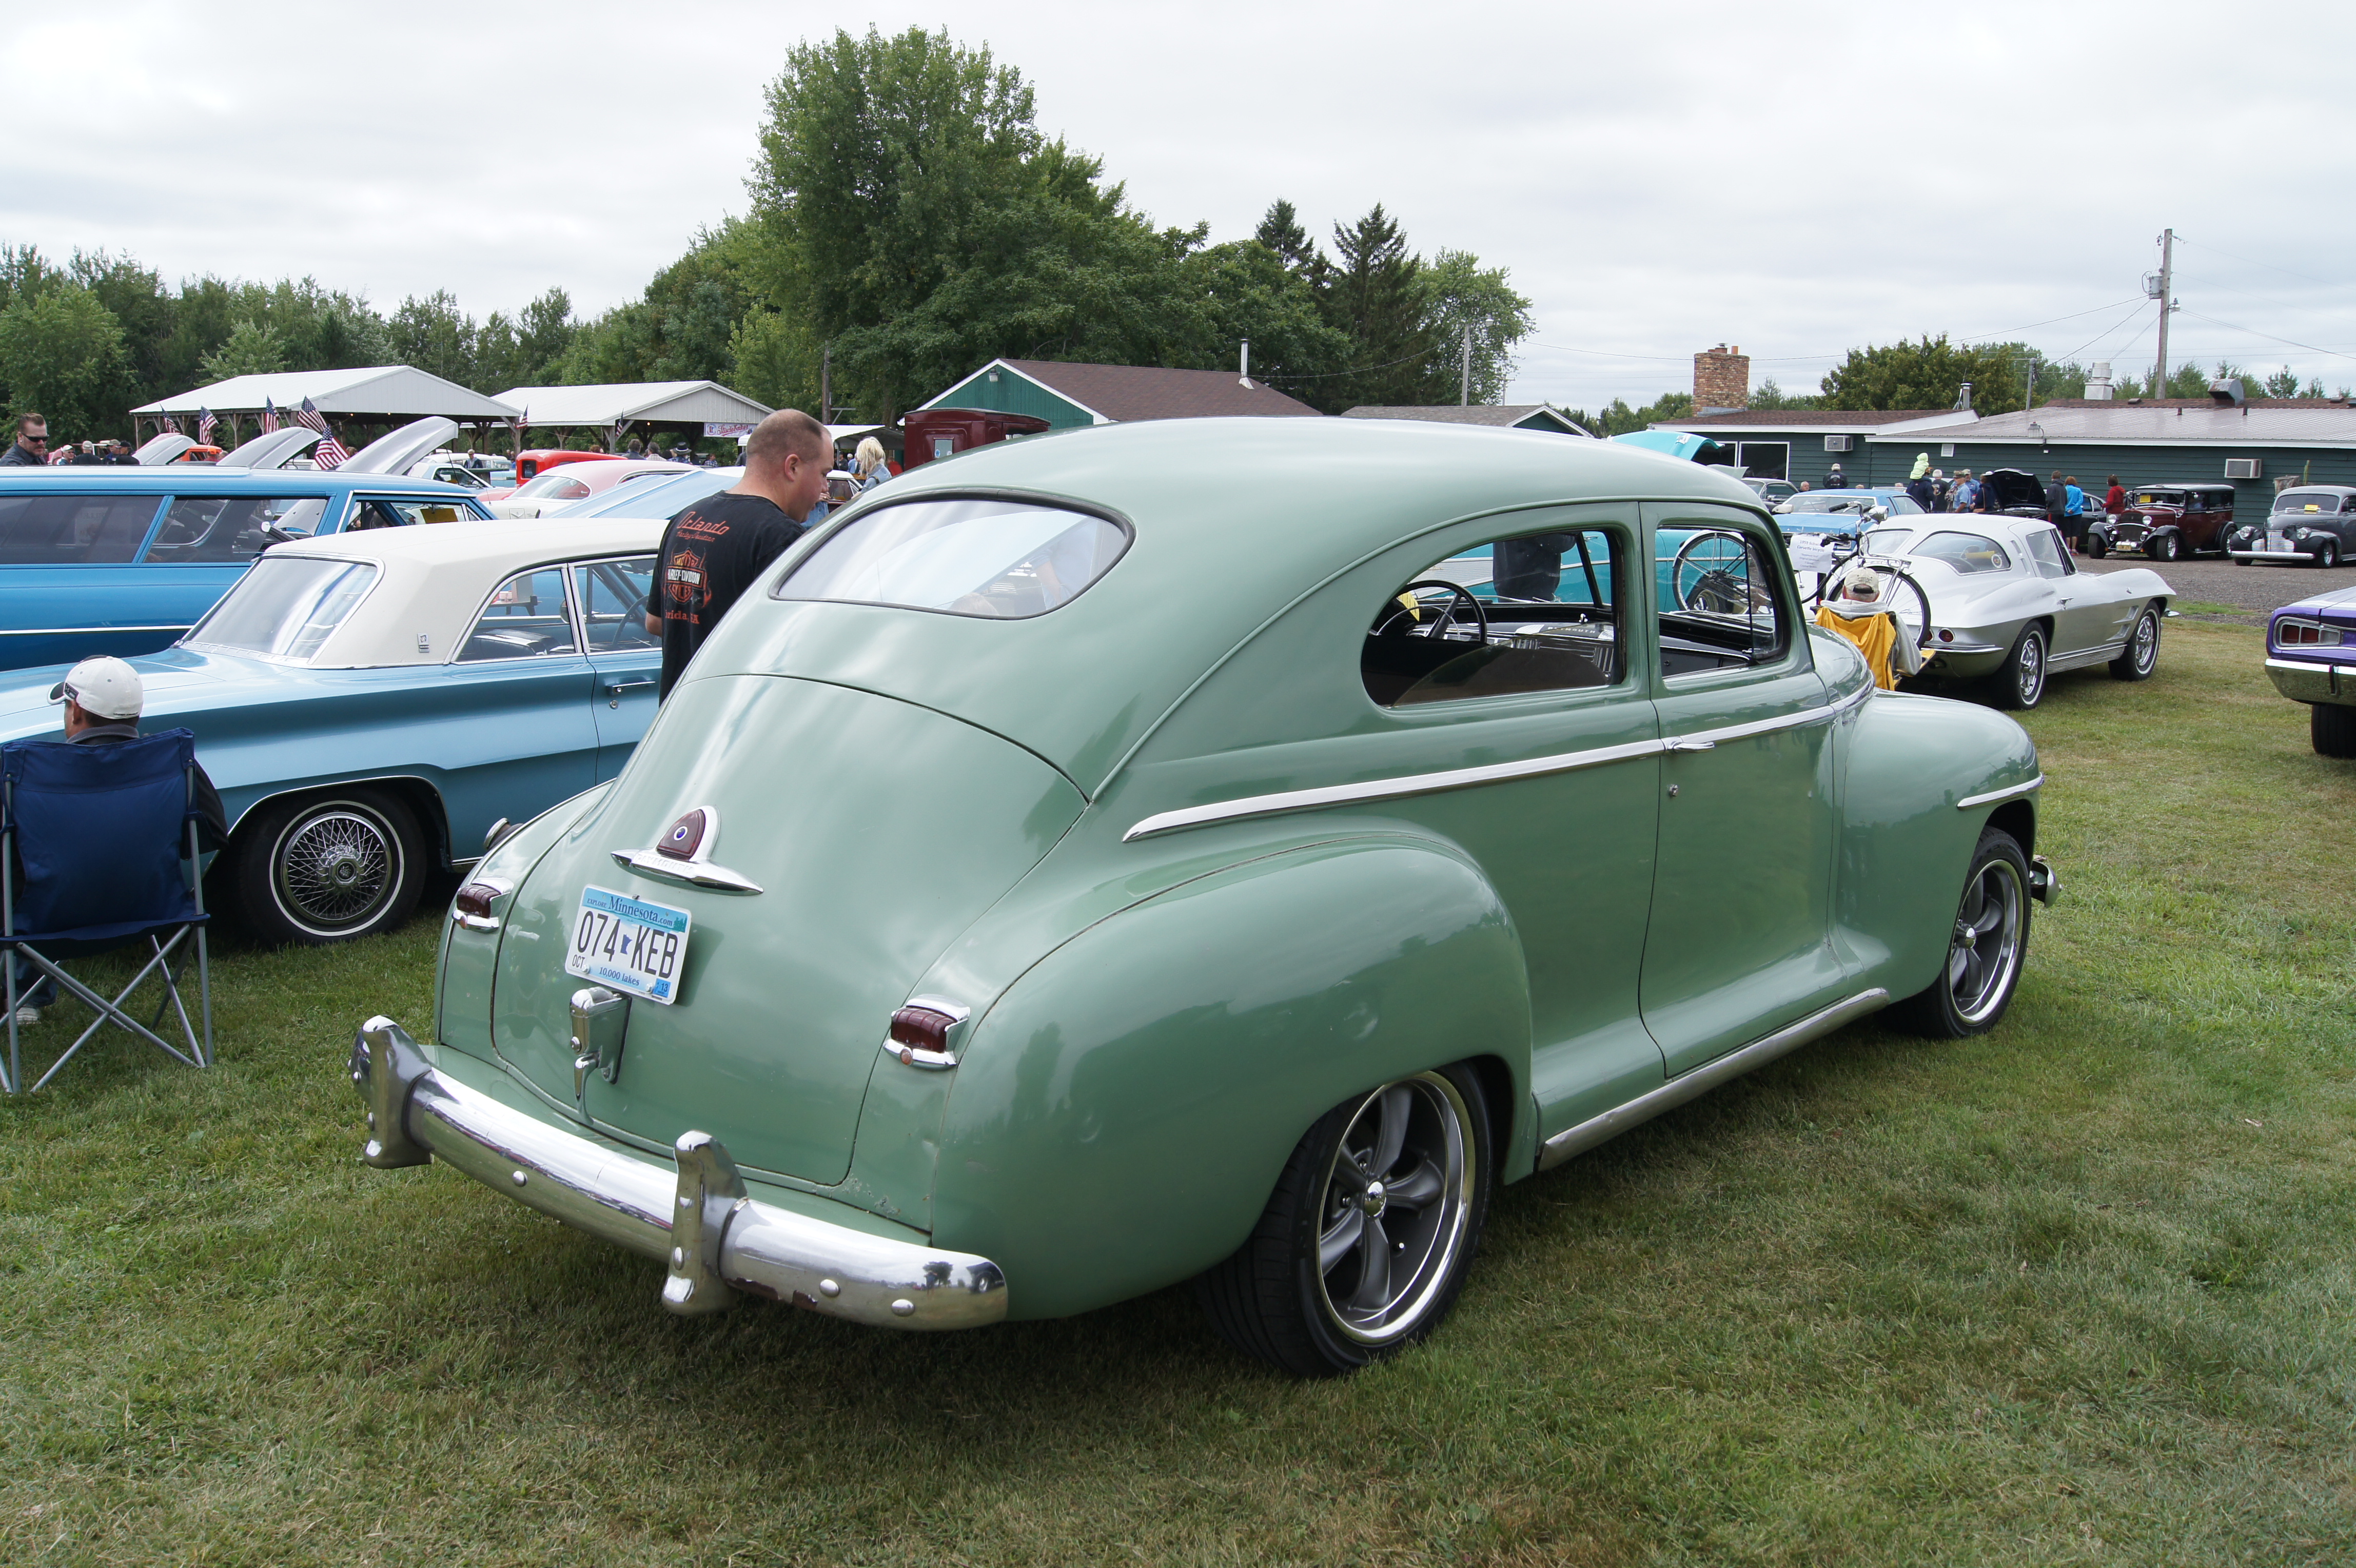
top-left (564, 885), bottom-right (690, 1005)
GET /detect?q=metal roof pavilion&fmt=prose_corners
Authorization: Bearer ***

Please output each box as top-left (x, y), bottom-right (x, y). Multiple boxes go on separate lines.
top-left (132, 365), bottom-right (519, 421)
top-left (494, 381), bottom-right (774, 431)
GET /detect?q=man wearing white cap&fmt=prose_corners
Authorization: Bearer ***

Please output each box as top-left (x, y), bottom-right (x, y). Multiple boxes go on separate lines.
top-left (12, 658), bottom-right (228, 1025)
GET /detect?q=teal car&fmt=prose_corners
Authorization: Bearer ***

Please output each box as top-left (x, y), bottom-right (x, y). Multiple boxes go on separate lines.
top-left (0, 518), bottom-right (664, 945)
top-left (353, 418), bottom-right (2056, 1375)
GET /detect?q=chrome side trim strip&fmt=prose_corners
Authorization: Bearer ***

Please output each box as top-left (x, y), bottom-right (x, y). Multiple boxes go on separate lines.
top-left (1956, 774), bottom-right (2045, 811)
top-left (1535, 989), bottom-right (1889, 1172)
top-left (1123, 736), bottom-right (1665, 841)
top-left (0, 624), bottom-right (191, 638)
top-left (350, 1018), bottom-right (1007, 1329)
top-left (1124, 682), bottom-right (1870, 843)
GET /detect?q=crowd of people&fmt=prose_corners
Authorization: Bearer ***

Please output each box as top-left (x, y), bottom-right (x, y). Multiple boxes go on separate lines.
top-left (1819, 457), bottom-right (2127, 555)
top-left (0, 414), bottom-right (139, 466)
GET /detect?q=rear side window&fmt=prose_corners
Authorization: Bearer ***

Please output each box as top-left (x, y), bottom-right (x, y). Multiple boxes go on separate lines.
top-left (0, 493), bottom-right (159, 564)
top-left (150, 495), bottom-right (317, 563)
top-left (185, 557), bottom-right (380, 662)
top-left (345, 497), bottom-right (467, 531)
top-left (459, 567), bottom-right (579, 661)
top-left (1364, 527), bottom-right (1623, 707)
top-left (776, 498), bottom-right (1127, 619)
top-left (575, 556), bottom-right (657, 652)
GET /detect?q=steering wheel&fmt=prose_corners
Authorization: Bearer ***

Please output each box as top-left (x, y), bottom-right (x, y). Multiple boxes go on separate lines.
top-left (1372, 580), bottom-right (1489, 644)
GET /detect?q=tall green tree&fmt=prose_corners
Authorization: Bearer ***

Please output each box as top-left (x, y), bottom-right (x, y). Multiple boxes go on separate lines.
top-left (0, 282), bottom-right (134, 437)
top-left (198, 318), bottom-right (288, 380)
top-left (388, 290), bottom-right (475, 385)
top-left (1819, 336), bottom-right (2023, 415)
top-left (1416, 249), bottom-right (1534, 406)
top-left (1314, 205), bottom-right (1438, 412)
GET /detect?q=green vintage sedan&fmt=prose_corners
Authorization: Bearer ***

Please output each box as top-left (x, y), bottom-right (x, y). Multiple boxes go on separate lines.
top-left (352, 417), bottom-right (2056, 1376)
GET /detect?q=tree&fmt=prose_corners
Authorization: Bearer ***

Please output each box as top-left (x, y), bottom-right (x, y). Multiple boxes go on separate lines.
top-left (70, 251), bottom-right (173, 405)
top-left (1746, 377), bottom-right (1819, 411)
top-left (0, 282), bottom-right (134, 438)
top-left (1568, 391), bottom-right (1694, 437)
top-left (198, 318), bottom-right (288, 380)
top-left (1415, 249), bottom-right (1534, 406)
top-left (1306, 204), bottom-right (1438, 412)
top-left (1819, 336), bottom-right (2023, 414)
top-left (2264, 365), bottom-right (2303, 399)
top-left (388, 290), bottom-right (475, 385)
top-left (1253, 199), bottom-right (1322, 277)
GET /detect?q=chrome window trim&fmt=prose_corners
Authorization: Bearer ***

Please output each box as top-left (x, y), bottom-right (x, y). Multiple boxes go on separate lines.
top-left (448, 556), bottom-right (591, 666)
top-left (1124, 680), bottom-right (1870, 841)
top-left (1955, 774), bottom-right (2045, 811)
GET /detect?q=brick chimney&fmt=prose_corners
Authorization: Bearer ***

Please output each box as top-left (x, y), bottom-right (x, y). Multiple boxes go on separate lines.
top-left (1694, 343), bottom-right (1750, 413)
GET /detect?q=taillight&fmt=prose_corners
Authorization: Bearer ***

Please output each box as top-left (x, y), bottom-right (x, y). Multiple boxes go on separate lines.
top-left (2275, 619), bottom-right (2343, 648)
top-left (885, 1001), bottom-right (969, 1069)
top-left (454, 883), bottom-right (500, 918)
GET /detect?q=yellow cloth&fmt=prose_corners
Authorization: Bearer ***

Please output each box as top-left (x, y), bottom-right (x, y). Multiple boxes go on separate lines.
top-left (1816, 605), bottom-right (1903, 690)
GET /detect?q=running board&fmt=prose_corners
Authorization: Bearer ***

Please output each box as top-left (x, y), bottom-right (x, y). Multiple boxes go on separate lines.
top-left (1535, 989), bottom-right (1890, 1172)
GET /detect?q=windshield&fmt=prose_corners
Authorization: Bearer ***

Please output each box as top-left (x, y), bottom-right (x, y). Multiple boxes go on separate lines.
top-left (1786, 494), bottom-right (1880, 514)
top-left (776, 497), bottom-right (1128, 619)
top-left (555, 467), bottom-right (741, 519)
top-left (2132, 492), bottom-right (2184, 509)
top-left (1903, 531), bottom-right (2012, 574)
top-left (2273, 491), bottom-right (2346, 515)
top-left (1861, 527), bottom-right (1917, 554)
top-left (184, 556), bottom-right (379, 661)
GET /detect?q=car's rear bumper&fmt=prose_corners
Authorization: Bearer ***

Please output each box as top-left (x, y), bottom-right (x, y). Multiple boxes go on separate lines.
top-left (2266, 656), bottom-right (2354, 706)
top-left (348, 1017), bottom-right (1008, 1329)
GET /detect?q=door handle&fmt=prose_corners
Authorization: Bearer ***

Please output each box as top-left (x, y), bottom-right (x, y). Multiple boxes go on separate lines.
top-left (1664, 738), bottom-right (1717, 753)
top-left (604, 678), bottom-right (657, 709)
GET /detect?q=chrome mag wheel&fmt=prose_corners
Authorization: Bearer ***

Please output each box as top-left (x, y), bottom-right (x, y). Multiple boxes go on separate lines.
top-left (1945, 853), bottom-right (2025, 1027)
top-left (271, 800), bottom-right (404, 937)
top-left (1312, 1072), bottom-right (1475, 1345)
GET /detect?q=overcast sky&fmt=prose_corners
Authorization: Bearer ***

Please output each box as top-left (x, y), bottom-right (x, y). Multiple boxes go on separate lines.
top-left (7, 0), bottom-right (2352, 410)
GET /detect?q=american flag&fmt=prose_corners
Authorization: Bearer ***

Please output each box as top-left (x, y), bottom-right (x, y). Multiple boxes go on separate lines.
top-left (159, 416), bottom-right (180, 435)
top-left (261, 396), bottom-right (278, 434)
top-left (295, 396), bottom-right (349, 471)
top-left (197, 407), bottom-right (218, 445)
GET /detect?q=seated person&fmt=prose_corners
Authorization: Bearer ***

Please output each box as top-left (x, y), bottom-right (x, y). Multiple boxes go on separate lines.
top-left (12, 658), bottom-right (229, 1027)
top-left (1812, 565), bottom-right (1924, 691)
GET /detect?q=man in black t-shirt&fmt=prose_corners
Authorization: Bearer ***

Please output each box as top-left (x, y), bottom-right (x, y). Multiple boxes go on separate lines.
top-left (644, 409), bottom-right (831, 698)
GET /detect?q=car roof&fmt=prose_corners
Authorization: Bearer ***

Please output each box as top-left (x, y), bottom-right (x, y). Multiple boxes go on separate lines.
top-left (2276, 485), bottom-right (2356, 496)
top-left (702, 416), bottom-right (1763, 793)
top-left (244, 516), bottom-right (665, 668)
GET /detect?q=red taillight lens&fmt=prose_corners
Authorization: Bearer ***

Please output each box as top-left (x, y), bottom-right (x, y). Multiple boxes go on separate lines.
top-left (889, 1006), bottom-right (956, 1054)
top-left (453, 882), bottom-right (501, 918)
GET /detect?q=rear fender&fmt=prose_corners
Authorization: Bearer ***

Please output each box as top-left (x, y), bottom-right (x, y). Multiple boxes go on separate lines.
top-left (932, 836), bottom-right (1529, 1321)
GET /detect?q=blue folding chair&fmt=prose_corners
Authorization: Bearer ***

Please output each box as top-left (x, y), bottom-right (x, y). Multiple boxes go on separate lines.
top-left (1, 730), bottom-right (214, 1094)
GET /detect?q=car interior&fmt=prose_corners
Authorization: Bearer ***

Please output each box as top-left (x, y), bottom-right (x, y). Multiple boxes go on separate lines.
top-left (1656, 528), bottom-right (1788, 677)
top-left (460, 566), bottom-right (581, 661)
top-left (1362, 528), bottom-right (1623, 707)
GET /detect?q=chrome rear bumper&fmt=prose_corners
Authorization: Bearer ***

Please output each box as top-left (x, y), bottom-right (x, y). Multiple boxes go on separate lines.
top-left (2265, 656), bottom-right (2349, 705)
top-left (349, 1018), bottom-right (1008, 1329)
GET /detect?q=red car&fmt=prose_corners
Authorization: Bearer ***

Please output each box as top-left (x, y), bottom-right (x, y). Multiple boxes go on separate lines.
top-left (2086, 483), bottom-right (2238, 561)
top-left (488, 458), bottom-right (692, 518)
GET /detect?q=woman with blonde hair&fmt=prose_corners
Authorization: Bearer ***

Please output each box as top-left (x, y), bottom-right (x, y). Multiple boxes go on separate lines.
top-left (853, 436), bottom-right (892, 491)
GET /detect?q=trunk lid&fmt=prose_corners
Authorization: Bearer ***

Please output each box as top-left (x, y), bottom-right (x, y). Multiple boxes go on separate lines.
top-left (494, 674), bottom-right (1085, 1185)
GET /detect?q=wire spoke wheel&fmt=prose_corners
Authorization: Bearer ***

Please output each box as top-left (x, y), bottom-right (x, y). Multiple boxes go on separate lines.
top-left (239, 790), bottom-right (426, 945)
top-left (1311, 1072), bottom-right (1475, 1345)
top-left (275, 807), bottom-right (399, 931)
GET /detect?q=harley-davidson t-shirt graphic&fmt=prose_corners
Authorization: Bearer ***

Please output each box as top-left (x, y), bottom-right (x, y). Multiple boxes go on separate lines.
top-left (653, 493), bottom-right (801, 697)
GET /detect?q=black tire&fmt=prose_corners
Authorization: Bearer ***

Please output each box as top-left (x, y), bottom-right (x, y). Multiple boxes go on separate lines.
top-left (2109, 603), bottom-right (2162, 681)
top-left (2318, 539), bottom-right (2341, 569)
top-left (1895, 827), bottom-right (2032, 1038)
top-left (2148, 532), bottom-right (2180, 562)
top-left (2084, 533), bottom-right (2109, 559)
top-left (2315, 703), bottom-right (2356, 759)
top-left (231, 787), bottom-right (429, 945)
top-left (1195, 1064), bottom-right (1491, 1377)
top-left (1988, 623), bottom-right (2048, 710)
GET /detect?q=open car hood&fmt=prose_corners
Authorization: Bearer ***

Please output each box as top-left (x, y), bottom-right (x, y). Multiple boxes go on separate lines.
top-left (217, 427), bottom-right (323, 470)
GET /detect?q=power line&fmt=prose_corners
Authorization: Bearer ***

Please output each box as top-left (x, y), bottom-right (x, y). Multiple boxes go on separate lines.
top-left (2172, 234), bottom-right (2339, 291)
top-left (1258, 342), bottom-right (1444, 382)
top-left (2175, 308), bottom-right (2356, 364)
top-left (2056, 300), bottom-right (2151, 364)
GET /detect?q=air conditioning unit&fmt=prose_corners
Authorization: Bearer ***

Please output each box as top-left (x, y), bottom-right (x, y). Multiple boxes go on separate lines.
top-left (1823, 435), bottom-right (1854, 452)
top-left (2225, 458), bottom-right (2263, 480)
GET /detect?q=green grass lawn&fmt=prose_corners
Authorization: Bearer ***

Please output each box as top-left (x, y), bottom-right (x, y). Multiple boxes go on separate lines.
top-left (4, 620), bottom-right (2352, 1566)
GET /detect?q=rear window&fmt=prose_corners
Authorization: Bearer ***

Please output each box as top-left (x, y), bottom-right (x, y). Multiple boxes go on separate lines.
top-left (1906, 531), bottom-right (2012, 574)
top-left (514, 472), bottom-right (595, 501)
top-left (184, 556), bottom-right (379, 662)
top-left (776, 498), bottom-right (1128, 619)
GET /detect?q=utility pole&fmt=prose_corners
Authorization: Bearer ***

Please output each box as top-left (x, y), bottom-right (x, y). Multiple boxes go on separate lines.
top-left (2151, 227), bottom-right (2176, 395)
top-left (1460, 325), bottom-right (1472, 406)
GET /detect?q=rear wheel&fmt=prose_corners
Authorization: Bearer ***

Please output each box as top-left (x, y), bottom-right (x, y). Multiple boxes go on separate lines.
top-left (2315, 703), bottom-right (2356, 759)
top-left (1897, 827), bottom-right (2031, 1037)
top-left (1195, 1065), bottom-right (1490, 1377)
top-left (1988, 624), bottom-right (2048, 710)
top-left (2109, 604), bottom-right (2162, 681)
top-left (232, 787), bottom-right (429, 945)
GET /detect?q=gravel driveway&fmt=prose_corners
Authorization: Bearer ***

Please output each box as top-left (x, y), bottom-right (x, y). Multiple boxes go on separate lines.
top-left (2075, 553), bottom-right (2343, 620)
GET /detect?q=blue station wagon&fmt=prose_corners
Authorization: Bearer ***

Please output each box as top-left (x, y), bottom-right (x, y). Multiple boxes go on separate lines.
top-left (0, 467), bottom-right (492, 672)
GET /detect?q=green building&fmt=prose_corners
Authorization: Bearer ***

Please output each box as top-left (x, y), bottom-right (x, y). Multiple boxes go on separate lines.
top-left (919, 358), bottom-right (1321, 429)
